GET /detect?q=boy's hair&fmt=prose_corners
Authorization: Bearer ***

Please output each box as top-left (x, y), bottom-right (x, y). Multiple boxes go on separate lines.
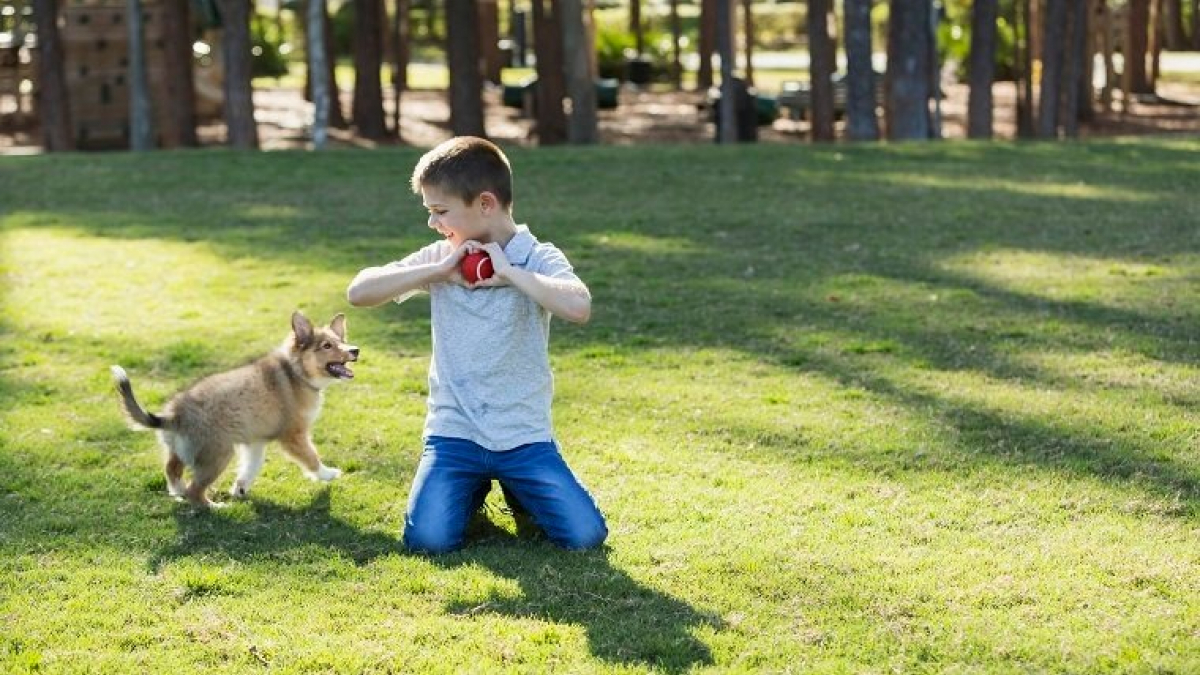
top-left (410, 136), bottom-right (513, 210)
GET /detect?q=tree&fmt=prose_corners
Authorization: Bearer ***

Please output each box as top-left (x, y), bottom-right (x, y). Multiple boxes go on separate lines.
top-left (217, 0), bottom-right (259, 148)
top-left (885, 0), bottom-right (932, 139)
top-left (844, 0), bottom-right (878, 140)
top-left (741, 0), bottom-right (755, 86)
top-left (1126, 0), bottom-right (1152, 93)
top-left (391, 0), bottom-right (410, 137)
top-left (669, 0), bottom-right (683, 88)
top-left (808, 0), bottom-right (835, 141)
top-left (630, 0), bottom-right (643, 54)
top-left (1038, 0), bottom-right (1067, 137)
top-left (32, 0), bottom-right (73, 150)
top-left (446, 0), bottom-right (485, 136)
top-left (352, 0), bottom-right (388, 139)
top-left (127, 0), bottom-right (154, 150)
top-left (308, 0), bottom-right (330, 149)
top-left (967, 0), bottom-right (998, 138)
top-left (698, 0), bottom-right (716, 89)
top-left (302, 2), bottom-right (348, 129)
top-left (531, 0), bottom-right (567, 144)
top-left (1062, 0), bottom-right (1089, 136)
top-left (160, 0), bottom-right (198, 147)
top-left (561, 0), bottom-right (596, 143)
top-left (715, 0), bottom-right (735, 142)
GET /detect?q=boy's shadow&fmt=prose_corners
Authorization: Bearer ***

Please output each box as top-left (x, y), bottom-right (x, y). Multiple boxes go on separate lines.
top-left (149, 488), bottom-right (403, 572)
top-left (151, 492), bottom-right (718, 672)
top-left (435, 524), bottom-right (719, 673)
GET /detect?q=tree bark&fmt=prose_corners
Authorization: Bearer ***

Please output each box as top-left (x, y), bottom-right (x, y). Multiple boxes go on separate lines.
top-left (715, 0), bottom-right (736, 142)
top-left (886, 0), bottom-right (932, 140)
top-left (479, 0), bottom-right (502, 84)
top-left (630, 0), bottom-right (642, 54)
top-left (844, 0), bottom-right (878, 140)
top-left (160, 0), bottom-right (198, 147)
top-left (1038, 0), bottom-right (1067, 137)
top-left (308, 0), bottom-right (329, 149)
top-left (742, 0), bottom-right (754, 86)
top-left (561, 0), bottom-right (597, 143)
top-left (217, 0), bottom-right (259, 148)
top-left (33, 0), bottom-right (73, 150)
top-left (352, 0), bottom-right (388, 139)
top-left (698, 0), bottom-right (716, 89)
top-left (446, 0), bottom-right (485, 136)
top-left (669, 0), bottom-right (683, 89)
top-left (1163, 0), bottom-right (1187, 49)
top-left (532, 0), bottom-right (567, 144)
top-left (392, 0), bottom-right (409, 137)
top-left (808, 0), bottom-right (835, 141)
top-left (967, 0), bottom-right (998, 138)
top-left (1126, 0), bottom-right (1151, 93)
top-left (1062, 0), bottom-right (1088, 136)
top-left (127, 0), bottom-right (154, 150)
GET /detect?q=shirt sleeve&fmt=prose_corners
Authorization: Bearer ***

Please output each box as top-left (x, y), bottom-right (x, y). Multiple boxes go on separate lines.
top-left (386, 241), bottom-right (449, 304)
top-left (531, 243), bottom-right (580, 282)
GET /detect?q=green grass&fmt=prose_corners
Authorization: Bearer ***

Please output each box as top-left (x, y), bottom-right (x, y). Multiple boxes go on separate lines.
top-left (2, 139), bottom-right (1199, 673)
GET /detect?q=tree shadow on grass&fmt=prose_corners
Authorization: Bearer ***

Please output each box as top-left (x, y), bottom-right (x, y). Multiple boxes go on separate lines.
top-left (149, 488), bottom-right (403, 572)
top-left (430, 535), bottom-right (719, 674)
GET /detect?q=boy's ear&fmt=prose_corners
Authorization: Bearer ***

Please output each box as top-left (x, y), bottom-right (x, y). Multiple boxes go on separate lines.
top-left (329, 313), bottom-right (346, 340)
top-left (291, 311), bottom-right (314, 348)
top-left (478, 191), bottom-right (496, 213)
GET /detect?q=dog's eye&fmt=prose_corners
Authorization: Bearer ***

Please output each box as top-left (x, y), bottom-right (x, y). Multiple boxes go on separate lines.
top-left (322, 342), bottom-right (332, 350)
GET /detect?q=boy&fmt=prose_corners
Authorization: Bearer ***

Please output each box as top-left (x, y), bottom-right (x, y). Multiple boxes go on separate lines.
top-left (347, 137), bottom-right (607, 553)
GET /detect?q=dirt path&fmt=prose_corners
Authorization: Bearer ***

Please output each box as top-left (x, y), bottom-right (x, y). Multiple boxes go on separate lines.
top-left (4, 80), bottom-right (1198, 153)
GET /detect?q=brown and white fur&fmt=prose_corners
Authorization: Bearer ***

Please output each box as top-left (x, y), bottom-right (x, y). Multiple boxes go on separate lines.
top-left (111, 311), bottom-right (359, 508)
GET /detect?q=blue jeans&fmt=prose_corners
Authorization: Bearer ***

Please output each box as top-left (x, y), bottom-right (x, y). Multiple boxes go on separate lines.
top-left (404, 436), bottom-right (607, 553)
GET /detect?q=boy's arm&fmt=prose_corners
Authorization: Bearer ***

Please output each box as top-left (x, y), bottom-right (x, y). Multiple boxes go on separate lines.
top-left (346, 243), bottom-right (470, 307)
top-left (474, 242), bottom-right (592, 324)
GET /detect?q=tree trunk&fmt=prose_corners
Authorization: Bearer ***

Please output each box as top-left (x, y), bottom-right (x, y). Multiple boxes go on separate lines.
top-left (446, 0), bottom-right (485, 136)
top-left (742, 0), bottom-right (754, 86)
top-left (1017, 0), bottom-right (1035, 136)
top-left (309, 0), bottom-right (329, 149)
top-left (353, 0), bottom-right (388, 139)
top-left (1148, 0), bottom-right (1162, 90)
top-left (1038, 0), bottom-right (1067, 137)
top-left (669, 0), bottom-right (683, 89)
top-left (630, 0), bottom-right (642, 54)
top-left (532, 0), bottom-right (567, 144)
top-left (1062, 0), bottom-right (1087, 136)
top-left (698, 0), bottom-right (716, 89)
top-left (1126, 0), bottom-right (1151, 93)
top-left (127, 0), bottom-right (154, 150)
top-left (33, 0), bottom-right (73, 150)
top-left (218, 0), bottom-right (259, 148)
top-left (479, 0), bottom-right (502, 84)
top-left (967, 0), bottom-right (998, 138)
top-left (1192, 0), bottom-right (1200, 49)
top-left (392, 0), bottom-right (409, 137)
top-left (844, 0), bottom-right (878, 140)
top-left (808, 0), bottom-right (835, 141)
top-left (1163, 0), bottom-right (1187, 49)
top-left (561, 0), bottom-right (597, 143)
top-left (325, 4), bottom-right (348, 128)
top-left (716, 0), bottom-right (736, 142)
top-left (886, 0), bottom-right (932, 140)
top-left (160, 0), bottom-right (198, 147)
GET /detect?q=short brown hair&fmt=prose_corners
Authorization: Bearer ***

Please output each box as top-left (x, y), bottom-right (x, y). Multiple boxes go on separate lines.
top-left (410, 136), bottom-right (513, 209)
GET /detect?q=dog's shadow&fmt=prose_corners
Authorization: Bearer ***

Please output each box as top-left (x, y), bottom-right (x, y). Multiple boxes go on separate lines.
top-left (149, 487), bottom-right (403, 572)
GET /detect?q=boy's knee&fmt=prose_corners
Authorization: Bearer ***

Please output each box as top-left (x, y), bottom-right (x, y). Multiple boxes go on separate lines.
top-left (403, 522), bottom-right (462, 555)
top-left (556, 517), bottom-right (608, 551)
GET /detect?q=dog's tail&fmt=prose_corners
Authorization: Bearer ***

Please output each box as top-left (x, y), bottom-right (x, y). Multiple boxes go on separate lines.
top-left (110, 366), bottom-right (165, 429)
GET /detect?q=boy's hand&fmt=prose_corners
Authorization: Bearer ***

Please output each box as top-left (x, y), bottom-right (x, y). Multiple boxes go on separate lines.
top-left (469, 242), bottom-right (513, 288)
top-left (439, 240), bottom-right (480, 285)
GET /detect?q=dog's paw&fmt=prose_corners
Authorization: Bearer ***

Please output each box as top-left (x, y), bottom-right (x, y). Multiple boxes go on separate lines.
top-left (231, 481), bottom-right (250, 499)
top-left (316, 465), bottom-right (342, 482)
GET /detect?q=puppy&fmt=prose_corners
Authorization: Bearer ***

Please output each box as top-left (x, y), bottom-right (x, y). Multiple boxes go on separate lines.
top-left (111, 311), bottom-right (358, 507)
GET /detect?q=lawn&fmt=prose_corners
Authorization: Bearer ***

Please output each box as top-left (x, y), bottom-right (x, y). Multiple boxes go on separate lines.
top-left (1, 139), bottom-right (1198, 674)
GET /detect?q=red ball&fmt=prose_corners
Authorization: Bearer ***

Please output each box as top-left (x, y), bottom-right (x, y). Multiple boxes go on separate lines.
top-left (460, 251), bottom-right (494, 284)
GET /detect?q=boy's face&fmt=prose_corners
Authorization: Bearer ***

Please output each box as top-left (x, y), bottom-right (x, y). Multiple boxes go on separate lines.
top-left (421, 185), bottom-right (485, 246)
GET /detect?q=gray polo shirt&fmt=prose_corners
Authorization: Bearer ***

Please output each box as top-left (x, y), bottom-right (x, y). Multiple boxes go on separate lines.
top-left (390, 225), bottom-right (578, 451)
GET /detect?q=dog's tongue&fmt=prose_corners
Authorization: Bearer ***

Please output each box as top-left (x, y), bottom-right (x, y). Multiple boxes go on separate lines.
top-left (327, 363), bottom-right (354, 379)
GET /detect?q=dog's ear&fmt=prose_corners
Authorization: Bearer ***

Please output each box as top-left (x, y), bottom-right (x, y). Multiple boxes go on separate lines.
top-left (329, 313), bottom-right (346, 340)
top-left (291, 311), bottom-right (314, 348)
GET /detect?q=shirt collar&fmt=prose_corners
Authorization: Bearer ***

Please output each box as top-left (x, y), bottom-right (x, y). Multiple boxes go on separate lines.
top-left (503, 225), bottom-right (535, 266)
